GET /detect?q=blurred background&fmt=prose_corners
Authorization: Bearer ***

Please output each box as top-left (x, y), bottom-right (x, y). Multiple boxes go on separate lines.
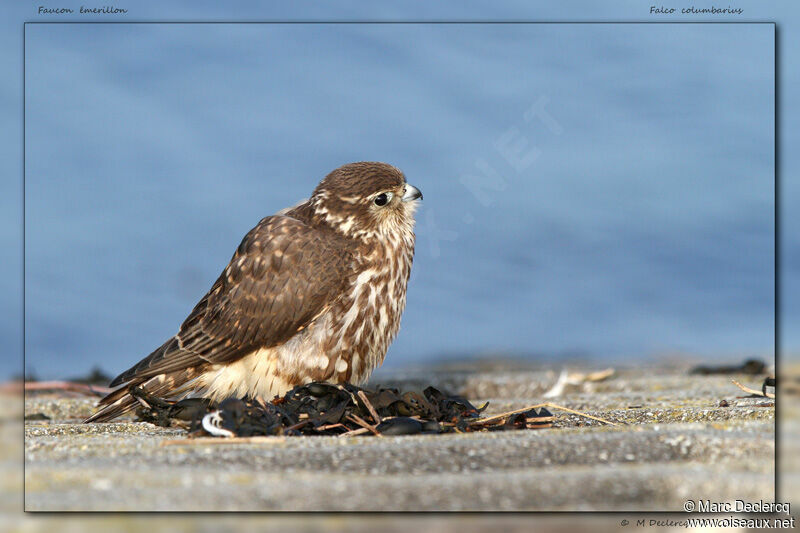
top-left (20, 22), bottom-right (775, 381)
top-left (4, 0), bottom-right (799, 527)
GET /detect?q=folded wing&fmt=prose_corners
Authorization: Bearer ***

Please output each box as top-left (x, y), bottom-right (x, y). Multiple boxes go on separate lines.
top-left (85, 215), bottom-right (356, 422)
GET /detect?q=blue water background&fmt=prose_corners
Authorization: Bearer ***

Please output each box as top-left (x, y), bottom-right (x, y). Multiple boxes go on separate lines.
top-left (3, 8), bottom-right (788, 380)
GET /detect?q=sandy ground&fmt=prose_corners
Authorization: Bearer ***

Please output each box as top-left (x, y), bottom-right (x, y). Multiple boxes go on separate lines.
top-left (15, 361), bottom-right (778, 514)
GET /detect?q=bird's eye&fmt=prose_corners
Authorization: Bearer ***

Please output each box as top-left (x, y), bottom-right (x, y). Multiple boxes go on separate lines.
top-left (374, 192), bottom-right (392, 206)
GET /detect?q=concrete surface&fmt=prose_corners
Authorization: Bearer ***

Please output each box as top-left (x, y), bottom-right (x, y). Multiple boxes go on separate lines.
top-left (19, 363), bottom-right (776, 512)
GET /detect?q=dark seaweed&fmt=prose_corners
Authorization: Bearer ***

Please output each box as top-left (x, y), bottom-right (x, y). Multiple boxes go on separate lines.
top-left (132, 382), bottom-right (553, 437)
top-left (689, 358), bottom-right (767, 376)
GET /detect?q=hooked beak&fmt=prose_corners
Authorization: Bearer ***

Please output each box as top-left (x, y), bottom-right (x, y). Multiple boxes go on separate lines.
top-left (402, 184), bottom-right (423, 202)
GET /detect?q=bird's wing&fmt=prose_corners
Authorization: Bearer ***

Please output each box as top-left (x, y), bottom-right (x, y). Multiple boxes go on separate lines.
top-left (108, 215), bottom-right (357, 388)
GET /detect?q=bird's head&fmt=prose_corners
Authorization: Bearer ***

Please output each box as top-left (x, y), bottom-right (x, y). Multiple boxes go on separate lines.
top-left (309, 162), bottom-right (422, 241)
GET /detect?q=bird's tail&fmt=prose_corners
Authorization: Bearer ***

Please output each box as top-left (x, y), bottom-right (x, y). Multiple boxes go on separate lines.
top-left (84, 371), bottom-right (197, 423)
top-left (84, 385), bottom-right (139, 423)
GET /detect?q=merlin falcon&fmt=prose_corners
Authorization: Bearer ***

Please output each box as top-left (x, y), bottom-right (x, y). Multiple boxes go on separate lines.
top-left (86, 162), bottom-right (422, 423)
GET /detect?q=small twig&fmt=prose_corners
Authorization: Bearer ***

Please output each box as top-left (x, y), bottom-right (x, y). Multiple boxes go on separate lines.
top-left (732, 379), bottom-right (775, 399)
top-left (20, 381), bottom-right (113, 396)
top-left (284, 420), bottom-right (309, 432)
top-left (543, 403), bottom-right (620, 426)
top-left (526, 421), bottom-right (553, 429)
top-left (469, 404), bottom-right (550, 425)
top-left (585, 368), bottom-right (615, 382)
top-left (346, 414), bottom-right (382, 436)
top-left (0, 381), bottom-right (22, 394)
top-left (57, 390), bottom-right (87, 399)
top-left (315, 423), bottom-right (347, 432)
top-left (543, 368), bottom-right (615, 398)
top-left (472, 402), bottom-right (619, 427)
top-left (542, 370), bottom-right (570, 398)
top-left (357, 390), bottom-right (382, 425)
top-left (160, 436), bottom-right (285, 446)
top-left (472, 415), bottom-right (555, 428)
top-left (339, 427), bottom-right (370, 437)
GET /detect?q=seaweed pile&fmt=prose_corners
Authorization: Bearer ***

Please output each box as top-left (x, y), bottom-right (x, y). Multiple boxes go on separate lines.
top-left (132, 382), bottom-right (554, 438)
top-left (689, 358), bottom-right (768, 376)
